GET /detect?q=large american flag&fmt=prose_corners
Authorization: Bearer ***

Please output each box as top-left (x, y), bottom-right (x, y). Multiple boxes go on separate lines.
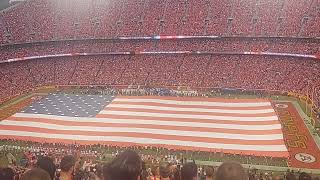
top-left (0, 93), bottom-right (289, 157)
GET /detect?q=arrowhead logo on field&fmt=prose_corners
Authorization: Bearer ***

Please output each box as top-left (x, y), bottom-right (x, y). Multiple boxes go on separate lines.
top-left (295, 153), bottom-right (316, 163)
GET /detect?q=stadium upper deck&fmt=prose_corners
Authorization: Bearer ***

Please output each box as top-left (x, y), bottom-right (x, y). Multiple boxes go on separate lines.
top-left (0, 0), bottom-right (319, 44)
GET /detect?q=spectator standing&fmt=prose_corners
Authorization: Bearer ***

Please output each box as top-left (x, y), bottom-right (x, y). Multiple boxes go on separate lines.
top-left (103, 150), bottom-right (142, 180)
top-left (159, 162), bottom-right (171, 180)
top-left (215, 162), bottom-right (247, 180)
top-left (181, 162), bottom-right (198, 180)
top-left (204, 166), bottom-right (214, 180)
top-left (59, 155), bottom-right (76, 180)
top-left (36, 156), bottom-right (56, 180)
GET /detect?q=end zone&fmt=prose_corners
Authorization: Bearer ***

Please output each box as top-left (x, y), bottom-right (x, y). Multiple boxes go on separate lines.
top-left (274, 102), bottom-right (320, 169)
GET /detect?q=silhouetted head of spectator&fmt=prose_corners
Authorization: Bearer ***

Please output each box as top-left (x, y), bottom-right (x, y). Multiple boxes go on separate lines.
top-left (36, 156), bottom-right (56, 180)
top-left (0, 167), bottom-right (14, 180)
top-left (60, 155), bottom-right (76, 180)
top-left (216, 162), bottom-right (247, 180)
top-left (274, 175), bottom-right (283, 180)
top-left (181, 162), bottom-right (198, 180)
top-left (159, 162), bottom-right (171, 179)
top-left (103, 150), bottom-right (142, 180)
top-left (299, 172), bottom-right (312, 180)
top-left (21, 168), bottom-right (51, 180)
top-left (60, 155), bottom-right (76, 173)
top-left (205, 166), bottom-right (214, 178)
top-left (287, 173), bottom-right (296, 180)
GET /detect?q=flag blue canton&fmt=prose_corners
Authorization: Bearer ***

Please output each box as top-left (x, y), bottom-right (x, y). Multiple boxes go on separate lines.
top-left (21, 93), bottom-right (115, 117)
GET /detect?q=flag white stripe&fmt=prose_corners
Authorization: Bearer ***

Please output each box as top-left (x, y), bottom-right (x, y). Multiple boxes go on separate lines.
top-left (0, 130), bottom-right (288, 151)
top-left (107, 104), bottom-right (275, 114)
top-left (100, 110), bottom-right (278, 121)
top-left (0, 120), bottom-right (284, 140)
top-left (10, 113), bottom-right (282, 130)
top-left (114, 98), bottom-right (271, 107)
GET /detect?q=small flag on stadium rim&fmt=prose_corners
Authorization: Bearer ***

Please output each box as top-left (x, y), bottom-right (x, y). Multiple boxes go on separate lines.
top-left (0, 94), bottom-right (289, 158)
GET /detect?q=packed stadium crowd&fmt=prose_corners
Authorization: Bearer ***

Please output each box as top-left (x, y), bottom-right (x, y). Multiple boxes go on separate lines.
top-left (0, 139), bottom-right (318, 180)
top-left (1, 0), bottom-right (320, 180)
top-left (1, 54), bottom-right (319, 107)
top-left (0, 0), bottom-right (319, 44)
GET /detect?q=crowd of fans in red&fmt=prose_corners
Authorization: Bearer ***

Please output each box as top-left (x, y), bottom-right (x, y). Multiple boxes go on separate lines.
top-left (0, 54), bottom-right (319, 107)
top-left (0, 0), bottom-right (319, 44)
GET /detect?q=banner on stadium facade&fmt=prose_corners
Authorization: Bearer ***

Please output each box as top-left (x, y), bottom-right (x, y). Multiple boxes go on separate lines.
top-left (2, 51), bottom-right (318, 64)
